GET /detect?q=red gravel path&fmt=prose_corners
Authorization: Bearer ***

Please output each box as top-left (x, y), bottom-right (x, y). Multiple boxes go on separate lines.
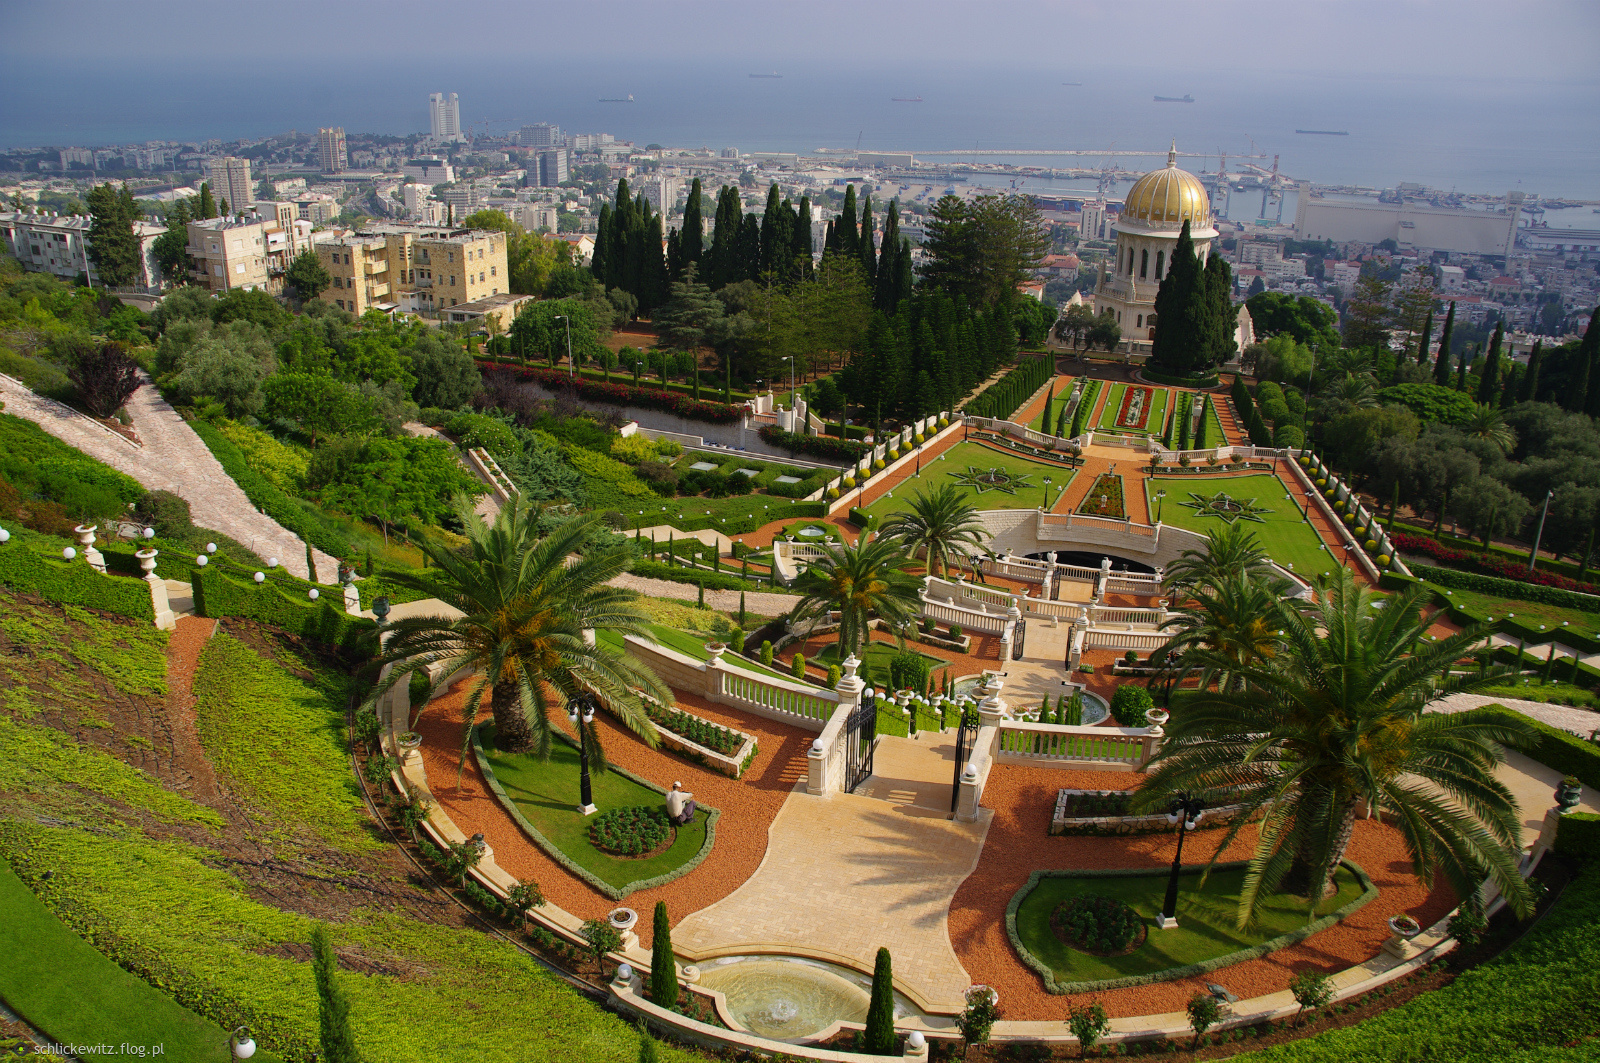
top-left (949, 761), bottom-right (1457, 1020)
top-left (414, 680), bottom-right (813, 945)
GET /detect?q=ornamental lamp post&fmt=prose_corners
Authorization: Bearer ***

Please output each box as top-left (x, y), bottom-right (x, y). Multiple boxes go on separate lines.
top-left (568, 694), bottom-right (598, 815)
top-left (1157, 793), bottom-right (1205, 929)
top-left (228, 1026), bottom-right (257, 1059)
top-left (1043, 476), bottom-right (1052, 510)
top-left (1156, 488), bottom-right (1167, 523)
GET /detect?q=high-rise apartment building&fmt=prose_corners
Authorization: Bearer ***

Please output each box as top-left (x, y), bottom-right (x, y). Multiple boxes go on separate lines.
top-left (318, 127), bottom-right (348, 173)
top-left (534, 149), bottom-right (568, 188)
top-left (205, 156), bottom-right (253, 217)
top-left (429, 92), bottom-right (464, 144)
top-left (520, 123), bottom-right (563, 149)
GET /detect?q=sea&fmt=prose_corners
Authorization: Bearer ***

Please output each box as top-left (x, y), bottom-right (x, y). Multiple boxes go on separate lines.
top-left (2, 59), bottom-right (1597, 202)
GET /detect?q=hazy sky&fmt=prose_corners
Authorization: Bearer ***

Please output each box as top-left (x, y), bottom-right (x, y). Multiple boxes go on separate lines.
top-left (6, 0), bottom-right (1598, 77)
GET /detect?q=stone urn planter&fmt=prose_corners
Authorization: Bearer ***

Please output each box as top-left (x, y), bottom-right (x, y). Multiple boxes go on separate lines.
top-left (135, 548), bottom-right (159, 576)
top-left (397, 731), bottom-right (423, 753)
top-left (703, 641), bottom-right (727, 662)
top-left (1382, 913), bottom-right (1424, 959)
top-left (1144, 708), bottom-right (1170, 729)
top-left (1556, 776), bottom-right (1583, 814)
top-left (608, 906), bottom-right (640, 950)
top-left (1388, 914), bottom-right (1421, 938)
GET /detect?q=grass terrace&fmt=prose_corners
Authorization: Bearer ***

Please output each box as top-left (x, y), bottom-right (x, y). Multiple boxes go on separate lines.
top-left (1096, 382), bottom-right (1170, 436)
top-left (1148, 473), bottom-right (1337, 578)
top-left (1031, 376), bottom-right (1074, 433)
top-left (1425, 582), bottom-right (1600, 641)
top-left (1013, 864), bottom-right (1369, 987)
top-left (595, 624), bottom-right (794, 682)
top-left (811, 636), bottom-right (951, 692)
top-left (477, 725), bottom-right (712, 895)
top-left (857, 440), bottom-right (1076, 522)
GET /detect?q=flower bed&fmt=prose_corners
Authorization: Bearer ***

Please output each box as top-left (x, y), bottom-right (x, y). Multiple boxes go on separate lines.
top-left (1052, 894), bottom-right (1145, 955)
top-left (1115, 385), bottom-right (1154, 430)
top-left (588, 805), bottom-right (673, 857)
top-left (1393, 533), bottom-right (1600, 596)
top-left (1076, 473), bottom-right (1126, 518)
top-left (645, 704), bottom-right (743, 756)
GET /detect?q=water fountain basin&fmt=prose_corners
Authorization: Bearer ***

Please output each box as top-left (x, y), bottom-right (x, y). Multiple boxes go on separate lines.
top-left (694, 955), bottom-right (921, 1043)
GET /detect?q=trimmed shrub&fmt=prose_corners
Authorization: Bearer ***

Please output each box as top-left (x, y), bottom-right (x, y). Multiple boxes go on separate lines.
top-left (0, 525), bottom-right (155, 620)
top-left (134, 490), bottom-right (193, 540)
top-left (759, 640), bottom-right (773, 666)
top-left (791, 653), bottom-right (806, 680)
top-left (1108, 684), bottom-right (1153, 726)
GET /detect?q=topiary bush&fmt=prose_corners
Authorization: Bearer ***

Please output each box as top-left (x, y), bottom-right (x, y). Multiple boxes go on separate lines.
top-left (1052, 894), bottom-right (1143, 954)
top-left (134, 490), bottom-right (193, 540)
top-left (791, 652), bottom-right (806, 680)
top-left (759, 640), bottom-right (773, 666)
top-left (949, 623), bottom-right (964, 640)
top-left (1108, 684), bottom-right (1154, 726)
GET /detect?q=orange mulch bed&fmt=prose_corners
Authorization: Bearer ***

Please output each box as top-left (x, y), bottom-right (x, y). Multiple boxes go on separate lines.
top-left (949, 761), bottom-right (1457, 1020)
top-left (413, 679), bottom-right (814, 946)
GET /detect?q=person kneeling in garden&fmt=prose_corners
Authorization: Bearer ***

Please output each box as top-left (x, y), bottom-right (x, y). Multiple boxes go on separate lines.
top-left (666, 781), bottom-right (696, 825)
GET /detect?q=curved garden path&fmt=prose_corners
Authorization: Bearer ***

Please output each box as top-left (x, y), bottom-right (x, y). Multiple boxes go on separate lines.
top-left (0, 373), bottom-right (335, 580)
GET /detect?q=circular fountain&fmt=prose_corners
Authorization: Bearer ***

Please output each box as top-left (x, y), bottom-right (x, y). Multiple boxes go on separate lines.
top-left (950, 676), bottom-right (1110, 725)
top-left (694, 955), bottom-right (922, 1043)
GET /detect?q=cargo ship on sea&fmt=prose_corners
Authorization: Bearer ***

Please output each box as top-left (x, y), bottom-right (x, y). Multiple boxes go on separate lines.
top-left (599, 95), bottom-right (635, 102)
top-left (749, 72), bottom-right (782, 78)
top-left (1154, 94), bottom-right (1194, 103)
top-left (892, 96), bottom-right (922, 102)
top-left (1296, 129), bottom-right (1349, 135)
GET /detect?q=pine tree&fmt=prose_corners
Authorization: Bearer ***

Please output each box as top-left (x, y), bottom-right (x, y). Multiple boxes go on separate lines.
top-left (863, 947), bottom-right (896, 1054)
top-left (874, 202), bottom-right (901, 310)
top-left (791, 194), bottom-right (813, 281)
top-left (1433, 301), bottom-right (1456, 386)
top-left (197, 181), bottom-right (216, 219)
top-left (312, 925), bottom-right (361, 1063)
top-left (85, 182), bottom-right (139, 287)
top-left (1476, 320), bottom-right (1504, 404)
top-left (1580, 306), bottom-right (1600, 417)
top-left (1416, 307), bottom-right (1434, 365)
top-left (837, 185), bottom-right (859, 257)
top-left (858, 194), bottom-right (877, 285)
top-left (759, 183), bottom-right (784, 277)
top-left (681, 177), bottom-right (704, 274)
top-left (650, 901), bottom-right (679, 1007)
top-left (1520, 340), bottom-right (1542, 402)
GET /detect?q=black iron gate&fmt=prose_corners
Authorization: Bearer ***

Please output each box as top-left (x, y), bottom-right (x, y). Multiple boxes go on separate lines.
top-left (950, 707), bottom-right (978, 815)
top-left (1011, 619), bottom-right (1027, 661)
top-left (844, 693), bottom-right (878, 794)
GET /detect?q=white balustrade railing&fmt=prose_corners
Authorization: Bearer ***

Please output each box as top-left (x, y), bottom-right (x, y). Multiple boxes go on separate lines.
top-left (1105, 575), bottom-right (1162, 595)
top-left (717, 667), bottom-right (837, 725)
top-left (1021, 597), bottom-right (1085, 621)
top-left (1094, 607), bottom-right (1165, 625)
top-left (995, 721), bottom-right (1154, 769)
top-left (975, 553), bottom-right (1050, 582)
top-left (919, 595), bottom-right (1009, 635)
top-left (1054, 564), bottom-right (1100, 583)
top-left (1084, 629), bottom-right (1167, 650)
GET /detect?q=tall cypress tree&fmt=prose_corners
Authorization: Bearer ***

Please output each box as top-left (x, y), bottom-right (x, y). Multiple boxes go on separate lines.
top-left (1149, 219), bottom-right (1205, 374)
top-left (592, 203), bottom-right (612, 286)
top-left (1433, 301), bottom-right (1456, 386)
top-left (85, 181), bottom-right (138, 288)
top-left (197, 181), bottom-right (216, 220)
top-left (791, 194), bottom-right (813, 281)
top-left (1520, 341), bottom-right (1542, 402)
top-left (874, 202), bottom-right (901, 310)
top-left (735, 212), bottom-right (762, 284)
top-left (759, 183), bottom-right (783, 277)
top-left (681, 176), bottom-right (704, 274)
top-left (1500, 364), bottom-right (1522, 410)
top-left (708, 186), bottom-right (740, 288)
top-left (1477, 320), bottom-right (1504, 404)
top-left (863, 947), bottom-right (896, 1054)
top-left (649, 901), bottom-right (678, 1007)
top-left (858, 194), bottom-right (877, 285)
top-left (311, 925), bottom-right (360, 1063)
top-left (837, 185), bottom-right (859, 257)
top-left (1415, 307), bottom-right (1434, 365)
top-left (1203, 253), bottom-right (1236, 367)
top-left (1580, 307), bottom-right (1600, 417)
top-left (1456, 344), bottom-right (1474, 391)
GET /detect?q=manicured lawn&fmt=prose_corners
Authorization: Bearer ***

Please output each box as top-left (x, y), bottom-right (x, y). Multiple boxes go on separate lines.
top-left (813, 636), bottom-right (949, 691)
top-left (598, 624), bottom-right (793, 682)
top-left (1096, 382), bottom-right (1169, 435)
top-left (625, 494), bottom-right (824, 536)
top-left (479, 725), bottom-right (710, 892)
top-left (0, 859), bottom-right (266, 1063)
top-left (1032, 377), bottom-right (1073, 432)
top-left (1425, 583), bottom-right (1600, 641)
top-left (1201, 394), bottom-right (1226, 446)
top-left (859, 440), bottom-right (1076, 522)
top-left (1148, 474), bottom-right (1338, 578)
top-left (1014, 865), bottom-right (1365, 984)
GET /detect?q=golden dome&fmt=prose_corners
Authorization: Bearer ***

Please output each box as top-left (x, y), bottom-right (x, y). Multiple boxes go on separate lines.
top-left (1122, 143), bottom-right (1211, 229)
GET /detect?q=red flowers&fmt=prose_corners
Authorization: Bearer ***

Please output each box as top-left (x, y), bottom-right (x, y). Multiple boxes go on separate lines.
top-left (1391, 533), bottom-right (1598, 595)
top-left (1115, 385), bottom-right (1153, 430)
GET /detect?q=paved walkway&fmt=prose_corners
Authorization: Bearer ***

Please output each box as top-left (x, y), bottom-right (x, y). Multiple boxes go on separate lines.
top-left (672, 738), bottom-right (991, 1014)
top-left (605, 573), bottom-right (800, 618)
top-left (1429, 692), bottom-right (1599, 738)
top-left (0, 373), bottom-right (336, 581)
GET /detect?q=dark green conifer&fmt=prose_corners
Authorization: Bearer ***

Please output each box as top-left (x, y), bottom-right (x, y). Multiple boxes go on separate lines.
top-left (1476, 320), bottom-right (1504, 404)
top-left (858, 194), bottom-right (877, 284)
top-left (1520, 340), bottom-right (1542, 402)
top-left (650, 901), bottom-right (678, 1006)
top-left (312, 924), bottom-right (361, 1063)
top-left (1416, 307), bottom-right (1434, 365)
top-left (1579, 306), bottom-right (1600, 417)
top-left (838, 185), bottom-right (859, 256)
top-left (862, 947), bottom-right (896, 1055)
top-left (681, 176), bottom-right (704, 273)
top-left (1433, 301), bottom-right (1456, 386)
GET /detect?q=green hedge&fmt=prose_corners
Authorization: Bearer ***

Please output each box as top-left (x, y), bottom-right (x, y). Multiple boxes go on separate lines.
top-left (1477, 704), bottom-right (1600, 790)
top-left (628, 559), bottom-right (767, 592)
top-left (1410, 562), bottom-right (1600, 622)
top-left (0, 524), bottom-right (154, 620)
top-left (966, 356), bottom-right (1052, 421)
top-left (1378, 571), bottom-right (1600, 670)
top-left (188, 418), bottom-right (352, 559)
top-left (193, 566), bottom-right (375, 652)
top-left (1142, 368), bottom-right (1219, 388)
top-left (1225, 860), bottom-right (1600, 1062)
top-left (845, 506), bottom-right (871, 528)
top-left (1556, 812), bottom-right (1600, 857)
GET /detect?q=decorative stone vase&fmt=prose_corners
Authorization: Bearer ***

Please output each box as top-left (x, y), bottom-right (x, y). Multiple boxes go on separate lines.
top-left (397, 731), bottom-right (423, 752)
top-left (74, 524), bottom-right (98, 548)
top-left (1388, 915), bottom-right (1421, 939)
top-left (608, 907), bottom-right (638, 933)
top-left (1144, 708), bottom-right (1170, 730)
top-left (1556, 777), bottom-right (1583, 814)
top-left (703, 642), bottom-right (727, 663)
top-left (135, 548), bottom-right (159, 575)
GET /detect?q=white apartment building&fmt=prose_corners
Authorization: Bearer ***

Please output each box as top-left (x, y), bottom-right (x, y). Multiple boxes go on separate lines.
top-left (1078, 199), bottom-right (1114, 243)
top-left (185, 216), bottom-right (284, 293)
top-left (205, 156), bottom-right (253, 216)
top-left (639, 175), bottom-right (682, 213)
top-left (520, 123), bottom-right (563, 148)
top-left (0, 211), bottom-right (166, 290)
top-left (516, 204), bottom-right (560, 232)
top-left (1439, 264), bottom-right (1466, 292)
top-left (429, 92), bottom-right (465, 144)
top-left (404, 156), bottom-right (454, 186)
top-left (59, 148), bottom-right (95, 169)
top-left (1329, 261), bottom-right (1362, 291)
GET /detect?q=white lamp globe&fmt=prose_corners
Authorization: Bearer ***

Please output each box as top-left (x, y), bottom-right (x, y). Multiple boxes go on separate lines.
top-left (195, 555), bottom-right (208, 566)
top-left (206, 542), bottom-right (217, 554)
top-left (62, 546), bottom-right (76, 560)
top-left (253, 572), bottom-right (266, 583)
top-left (308, 588), bottom-right (319, 600)
top-left (0, 527), bottom-right (10, 543)
top-left (267, 557), bottom-right (279, 568)
top-left (142, 527), bottom-right (155, 540)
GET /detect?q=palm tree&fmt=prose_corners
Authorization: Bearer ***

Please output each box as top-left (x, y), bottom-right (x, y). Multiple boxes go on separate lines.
top-left (1135, 567), bottom-right (1535, 925)
top-left (1161, 524), bottom-right (1278, 596)
top-left (788, 535), bottom-right (922, 657)
top-left (877, 483), bottom-right (991, 579)
top-left (1157, 573), bottom-right (1294, 693)
top-left (367, 495), bottom-right (668, 780)
top-left (1463, 402), bottom-right (1516, 455)
top-left (1317, 373), bottom-right (1379, 418)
